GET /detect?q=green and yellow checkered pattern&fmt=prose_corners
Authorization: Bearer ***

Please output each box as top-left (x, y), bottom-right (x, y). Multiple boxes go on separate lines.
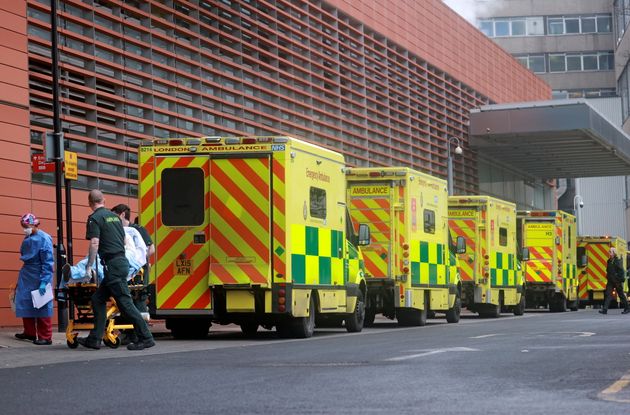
top-left (291, 224), bottom-right (345, 285)
top-left (490, 252), bottom-right (517, 287)
top-left (411, 241), bottom-right (447, 285)
top-left (563, 263), bottom-right (578, 293)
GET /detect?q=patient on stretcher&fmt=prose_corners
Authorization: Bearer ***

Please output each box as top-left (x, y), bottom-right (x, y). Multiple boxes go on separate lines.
top-left (63, 226), bottom-right (147, 285)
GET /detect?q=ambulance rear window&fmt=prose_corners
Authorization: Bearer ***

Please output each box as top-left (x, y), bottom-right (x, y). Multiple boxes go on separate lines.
top-left (310, 187), bottom-right (327, 219)
top-left (499, 227), bottom-right (508, 246)
top-left (161, 167), bottom-right (204, 227)
top-left (423, 209), bottom-right (435, 234)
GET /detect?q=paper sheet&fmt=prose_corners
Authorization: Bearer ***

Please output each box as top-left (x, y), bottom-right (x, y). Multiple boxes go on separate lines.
top-left (31, 283), bottom-right (53, 309)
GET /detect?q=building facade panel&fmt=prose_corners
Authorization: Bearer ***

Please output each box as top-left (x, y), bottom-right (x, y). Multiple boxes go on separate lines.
top-left (0, 0), bottom-right (550, 326)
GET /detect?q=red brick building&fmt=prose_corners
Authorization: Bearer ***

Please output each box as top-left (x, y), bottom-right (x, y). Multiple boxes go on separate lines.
top-left (0, 0), bottom-right (549, 326)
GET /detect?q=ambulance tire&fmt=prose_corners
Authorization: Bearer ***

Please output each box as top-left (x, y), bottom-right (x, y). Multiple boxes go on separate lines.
top-left (479, 304), bottom-right (500, 318)
top-left (364, 307), bottom-right (376, 327)
top-left (397, 306), bottom-right (427, 327)
top-left (513, 293), bottom-right (526, 316)
top-left (345, 291), bottom-right (365, 333)
top-left (170, 319), bottom-right (211, 339)
top-left (569, 299), bottom-right (579, 312)
top-left (446, 294), bottom-right (461, 323)
top-left (286, 295), bottom-right (316, 338)
top-left (240, 323), bottom-right (259, 337)
top-left (549, 294), bottom-right (567, 313)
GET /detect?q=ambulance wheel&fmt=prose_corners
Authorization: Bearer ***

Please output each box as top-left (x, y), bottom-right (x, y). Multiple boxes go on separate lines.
top-left (397, 307), bottom-right (427, 327)
top-left (513, 294), bottom-right (525, 316)
top-left (569, 299), bottom-right (579, 312)
top-left (364, 307), bottom-right (376, 327)
top-left (103, 337), bottom-right (121, 349)
top-left (479, 304), bottom-right (500, 318)
top-left (288, 295), bottom-right (315, 338)
top-left (67, 336), bottom-right (79, 349)
top-left (446, 295), bottom-right (461, 323)
top-left (240, 323), bottom-right (259, 337)
top-left (345, 291), bottom-right (365, 333)
top-left (550, 294), bottom-right (567, 312)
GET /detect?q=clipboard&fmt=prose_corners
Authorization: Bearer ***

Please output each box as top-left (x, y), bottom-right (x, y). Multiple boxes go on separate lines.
top-left (31, 283), bottom-right (53, 309)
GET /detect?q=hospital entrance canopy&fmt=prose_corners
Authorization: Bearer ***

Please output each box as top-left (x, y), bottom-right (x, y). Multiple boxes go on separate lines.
top-left (468, 100), bottom-right (630, 179)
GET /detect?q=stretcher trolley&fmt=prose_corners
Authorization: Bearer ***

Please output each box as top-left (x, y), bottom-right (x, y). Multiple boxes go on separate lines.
top-left (64, 272), bottom-right (148, 349)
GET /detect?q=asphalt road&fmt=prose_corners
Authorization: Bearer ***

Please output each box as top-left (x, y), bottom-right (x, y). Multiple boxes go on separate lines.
top-left (2, 309), bottom-right (630, 414)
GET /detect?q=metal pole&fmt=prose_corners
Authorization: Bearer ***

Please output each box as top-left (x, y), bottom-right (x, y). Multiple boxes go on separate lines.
top-left (51, 0), bottom-right (68, 332)
top-left (447, 151), bottom-right (454, 196)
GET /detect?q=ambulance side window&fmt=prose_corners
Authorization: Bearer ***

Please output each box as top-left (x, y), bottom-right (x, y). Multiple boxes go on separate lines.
top-left (310, 187), bottom-right (326, 219)
top-left (499, 227), bottom-right (508, 246)
top-left (423, 209), bottom-right (435, 234)
top-left (161, 167), bottom-right (204, 227)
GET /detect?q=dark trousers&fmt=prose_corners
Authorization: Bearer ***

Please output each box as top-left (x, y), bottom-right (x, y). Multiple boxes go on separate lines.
top-left (603, 280), bottom-right (629, 311)
top-left (22, 317), bottom-right (52, 341)
top-left (88, 256), bottom-right (153, 343)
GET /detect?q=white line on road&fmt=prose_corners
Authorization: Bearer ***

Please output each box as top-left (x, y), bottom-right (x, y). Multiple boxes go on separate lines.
top-left (385, 347), bottom-right (479, 362)
top-left (469, 333), bottom-right (502, 339)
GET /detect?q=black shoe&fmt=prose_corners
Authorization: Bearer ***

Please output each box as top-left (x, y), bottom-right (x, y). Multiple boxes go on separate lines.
top-left (15, 333), bottom-right (36, 341)
top-left (120, 333), bottom-right (138, 346)
top-left (33, 339), bottom-right (52, 345)
top-left (599, 310), bottom-right (607, 314)
top-left (62, 263), bottom-right (71, 282)
top-left (127, 339), bottom-right (155, 351)
top-left (77, 337), bottom-right (101, 350)
top-left (622, 309), bottom-right (630, 314)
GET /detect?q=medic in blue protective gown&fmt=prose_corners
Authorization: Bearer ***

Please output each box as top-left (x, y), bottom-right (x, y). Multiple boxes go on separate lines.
top-left (14, 213), bottom-right (54, 344)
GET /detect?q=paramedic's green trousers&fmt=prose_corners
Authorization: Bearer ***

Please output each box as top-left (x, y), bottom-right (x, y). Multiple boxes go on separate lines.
top-left (88, 256), bottom-right (153, 343)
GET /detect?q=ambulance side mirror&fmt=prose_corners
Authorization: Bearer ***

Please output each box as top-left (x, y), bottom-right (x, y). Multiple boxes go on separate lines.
top-left (521, 248), bottom-right (530, 262)
top-left (358, 224), bottom-right (371, 246)
top-left (456, 236), bottom-right (466, 254)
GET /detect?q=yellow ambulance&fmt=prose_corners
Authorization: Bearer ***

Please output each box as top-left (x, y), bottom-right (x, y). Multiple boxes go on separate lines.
top-left (346, 167), bottom-right (465, 326)
top-left (517, 210), bottom-right (578, 312)
top-left (577, 236), bottom-right (627, 308)
top-left (138, 136), bottom-right (370, 338)
top-left (448, 196), bottom-right (526, 317)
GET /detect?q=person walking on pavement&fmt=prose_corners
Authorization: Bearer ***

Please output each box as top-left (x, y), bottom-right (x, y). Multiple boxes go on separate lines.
top-left (14, 213), bottom-right (54, 345)
top-left (599, 247), bottom-right (629, 314)
top-left (76, 190), bottom-right (155, 350)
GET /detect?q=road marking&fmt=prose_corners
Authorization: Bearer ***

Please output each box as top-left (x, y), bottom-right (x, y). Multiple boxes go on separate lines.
top-left (385, 347), bottom-right (479, 362)
top-left (598, 371), bottom-right (630, 403)
top-left (469, 333), bottom-right (502, 339)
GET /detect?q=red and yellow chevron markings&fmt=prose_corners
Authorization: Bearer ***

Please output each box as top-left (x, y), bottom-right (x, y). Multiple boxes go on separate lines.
top-left (209, 157), bottom-right (271, 286)
top-left (350, 196), bottom-right (391, 278)
top-left (147, 155), bottom-right (212, 311)
top-left (449, 218), bottom-right (476, 281)
top-left (526, 247), bottom-right (553, 283)
top-left (586, 243), bottom-right (608, 292)
top-left (272, 154), bottom-right (286, 283)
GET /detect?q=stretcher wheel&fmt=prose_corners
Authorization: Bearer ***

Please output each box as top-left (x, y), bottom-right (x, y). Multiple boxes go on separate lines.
top-left (67, 339), bottom-right (79, 349)
top-left (103, 337), bottom-right (121, 349)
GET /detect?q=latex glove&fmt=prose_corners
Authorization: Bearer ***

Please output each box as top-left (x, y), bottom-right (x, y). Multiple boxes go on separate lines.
top-left (84, 267), bottom-right (95, 281)
top-left (38, 281), bottom-right (47, 296)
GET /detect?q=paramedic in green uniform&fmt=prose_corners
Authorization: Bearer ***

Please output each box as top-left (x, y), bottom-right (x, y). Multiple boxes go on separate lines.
top-left (76, 190), bottom-right (155, 351)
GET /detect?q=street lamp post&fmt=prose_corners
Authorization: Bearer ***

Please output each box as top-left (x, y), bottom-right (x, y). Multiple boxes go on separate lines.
top-left (447, 137), bottom-right (463, 195)
top-left (573, 194), bottom-right (584, 235)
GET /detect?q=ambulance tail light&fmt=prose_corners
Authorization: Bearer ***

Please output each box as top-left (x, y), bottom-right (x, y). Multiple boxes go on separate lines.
top-left (277, 286), bottom-right (286, 313)
top-left (369, 171), bottom-right (384, 177)
top-left (242, 138), bottom-right (257, 144)
top-left (169, 139), bottom-right (184, 146)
